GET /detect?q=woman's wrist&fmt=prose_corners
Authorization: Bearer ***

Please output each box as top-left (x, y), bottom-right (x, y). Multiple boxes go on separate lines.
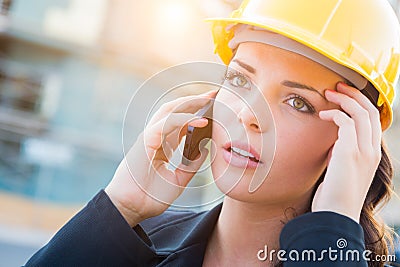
top-left (312, 205), bottom-right (360, 224)
top-left (104, 188), bottom-right (142, 227)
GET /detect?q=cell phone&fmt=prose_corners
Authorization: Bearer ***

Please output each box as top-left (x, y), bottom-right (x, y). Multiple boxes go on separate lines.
top-left (181, 96), bottom-right (215, 166)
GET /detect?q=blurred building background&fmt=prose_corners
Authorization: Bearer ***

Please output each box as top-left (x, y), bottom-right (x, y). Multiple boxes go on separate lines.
top-left (0, 0), bottom-right (399, 266)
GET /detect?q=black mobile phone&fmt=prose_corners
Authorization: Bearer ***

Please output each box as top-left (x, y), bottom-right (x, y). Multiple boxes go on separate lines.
top-left (181, 97), bottom-right (215, 166)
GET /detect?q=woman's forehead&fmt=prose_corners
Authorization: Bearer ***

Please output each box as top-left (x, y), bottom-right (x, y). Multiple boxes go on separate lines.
top-left (232, 42), bottom-right (345, 83)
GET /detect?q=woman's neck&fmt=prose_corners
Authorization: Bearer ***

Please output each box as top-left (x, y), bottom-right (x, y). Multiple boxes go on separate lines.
top-left (203, 195), bottom-right (312, 266)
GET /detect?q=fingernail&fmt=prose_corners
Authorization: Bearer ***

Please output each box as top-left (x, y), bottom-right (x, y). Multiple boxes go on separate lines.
top-left (189, 117), bottom-right (208, 126)
top-left (201, 90), bottom-right (217, 96)
top-left (337, 82), bottom-right (347, 89)
top-left (193, 116), bottom-right (207, 121)
top-left (325, 89), bottom-right (336, 95)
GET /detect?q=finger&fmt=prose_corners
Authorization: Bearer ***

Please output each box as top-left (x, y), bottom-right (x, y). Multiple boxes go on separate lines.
top-left (336, 82), bottom-right (382, 150)
top-left (325, 89), bottom-right (371, 153)
top-left (166, 90), bottom-right (218, 113)
top-left (163, 125), bottom-right (189, 154)
top-left (148, 121), bottom-right (191, 163)
top-left (174, 147), bottom-right (209, 187)
top-left (149, 146), bottom-right (208, 203)
top-left (148, 90), bottom-right (217, 126)
top-left (319, 109), bottom-right (358, 152)
top-left (144, 113), bottom-right (208, 160)
top-left (156, 128), bottom-right (184, 163)
top-left (152, 141), bottom-right (173, 165)
top-left (147, 163), bottom-right (183, 202)
top-left (159, 119), bottom-right (210, 163)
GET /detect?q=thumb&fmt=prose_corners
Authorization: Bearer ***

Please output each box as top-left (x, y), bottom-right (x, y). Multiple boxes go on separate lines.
top-left (174, 147), bottom-right (209, 187)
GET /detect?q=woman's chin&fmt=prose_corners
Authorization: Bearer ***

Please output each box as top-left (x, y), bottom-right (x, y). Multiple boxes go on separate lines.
top-left (211, 168), bottom-right (268, 203)
top-left (210, 155), bottom-right (263, 199)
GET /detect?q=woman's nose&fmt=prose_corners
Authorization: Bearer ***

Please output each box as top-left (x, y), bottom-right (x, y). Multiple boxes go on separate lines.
top-left (237, 105), bottom-right (262, 133)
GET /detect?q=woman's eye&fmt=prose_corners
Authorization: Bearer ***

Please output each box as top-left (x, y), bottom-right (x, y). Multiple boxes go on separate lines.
top-left (232, 75), bottom-right (249, 88)
top-left (286, 96), bottom-right (315, 114)
top-left (224, 71), bottom-right (251, 89)
top-left (292, 98), bottom-right (305, 109)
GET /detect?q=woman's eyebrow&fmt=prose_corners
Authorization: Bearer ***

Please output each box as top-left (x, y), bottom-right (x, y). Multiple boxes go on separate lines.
top-left (281, 80), bottom-right (326, 99)
top-left (231, 59), bottom-right (256, 74)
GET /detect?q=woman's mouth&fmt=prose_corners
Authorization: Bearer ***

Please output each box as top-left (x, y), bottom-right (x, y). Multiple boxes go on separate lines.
top-left (222, 141), bottom-right (262, 169)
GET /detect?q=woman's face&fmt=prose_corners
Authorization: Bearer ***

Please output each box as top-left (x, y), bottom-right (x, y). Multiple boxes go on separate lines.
top-left (211, 42), bottom-right (344, 206)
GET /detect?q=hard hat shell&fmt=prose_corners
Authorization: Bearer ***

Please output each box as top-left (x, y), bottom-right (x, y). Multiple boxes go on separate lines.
top-left (208, 0), bottom-right (400, 130)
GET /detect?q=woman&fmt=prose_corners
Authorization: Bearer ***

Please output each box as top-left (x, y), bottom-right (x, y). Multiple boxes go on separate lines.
top-left (26, 0), bottom-right (399, 266)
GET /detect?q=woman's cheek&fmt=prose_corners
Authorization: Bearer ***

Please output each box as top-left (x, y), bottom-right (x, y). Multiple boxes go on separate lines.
top-left (272, 121), bottom-right (333, 181)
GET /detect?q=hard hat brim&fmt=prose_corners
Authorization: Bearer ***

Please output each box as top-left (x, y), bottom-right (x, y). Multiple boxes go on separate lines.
top-left (206, 17), bottom-right (394, 130)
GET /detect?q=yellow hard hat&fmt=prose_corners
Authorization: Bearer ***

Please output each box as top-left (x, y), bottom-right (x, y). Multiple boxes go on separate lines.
top-left (208, 0), bottom-right (400, 130)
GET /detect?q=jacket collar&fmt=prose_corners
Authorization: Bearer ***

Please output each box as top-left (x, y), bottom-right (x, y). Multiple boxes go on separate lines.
top-left (144, 203), bottom-right (222, 255)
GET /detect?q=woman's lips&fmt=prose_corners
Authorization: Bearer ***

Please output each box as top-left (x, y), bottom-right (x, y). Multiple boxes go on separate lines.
top-left (222, 141), bottom-right (262, 169)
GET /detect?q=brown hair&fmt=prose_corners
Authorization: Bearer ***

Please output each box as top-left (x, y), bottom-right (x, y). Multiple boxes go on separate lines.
top-left (360, 141), bottom-right (396, 267)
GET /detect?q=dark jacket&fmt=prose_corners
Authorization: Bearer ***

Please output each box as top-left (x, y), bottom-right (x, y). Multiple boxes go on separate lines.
top-left (25, 190), bottom-right (391, 266)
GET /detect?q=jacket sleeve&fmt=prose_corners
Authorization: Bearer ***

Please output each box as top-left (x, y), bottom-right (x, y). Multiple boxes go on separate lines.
top-left (24, 190), bottom-right (158, 267)
top-left (279, 211), bottom-right (368, 266)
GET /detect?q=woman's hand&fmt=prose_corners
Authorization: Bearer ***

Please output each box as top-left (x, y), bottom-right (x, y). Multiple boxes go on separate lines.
top-left (105, 91), bottom-right (217, 226)
top-left (312, 82), bottom-right (382, 223)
